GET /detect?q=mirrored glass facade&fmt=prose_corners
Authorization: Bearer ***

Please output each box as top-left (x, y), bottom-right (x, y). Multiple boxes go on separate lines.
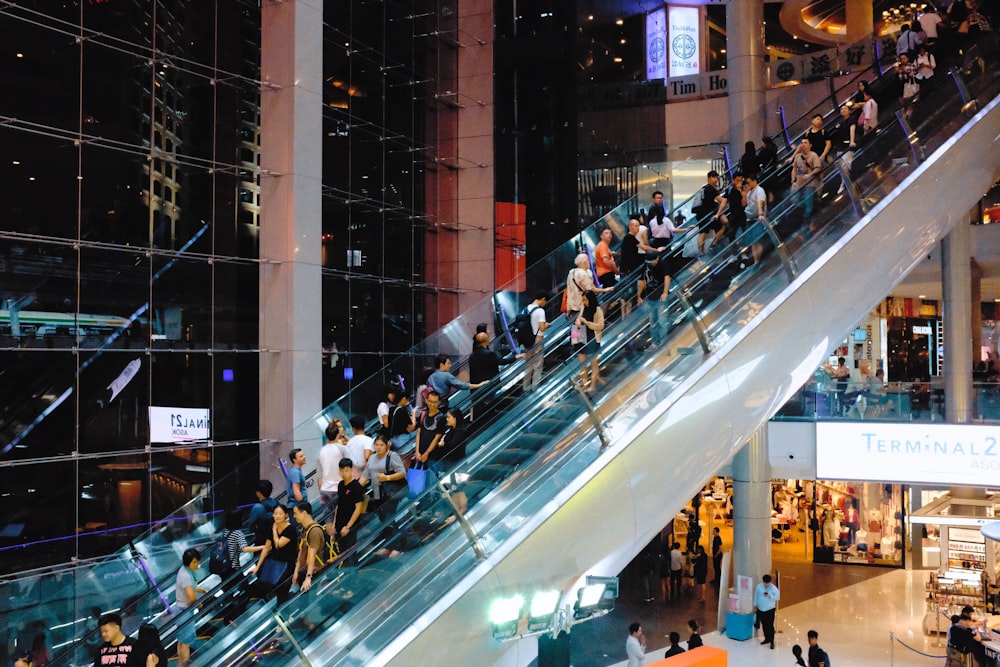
top-left (0, 0), bottom-right (262, 573)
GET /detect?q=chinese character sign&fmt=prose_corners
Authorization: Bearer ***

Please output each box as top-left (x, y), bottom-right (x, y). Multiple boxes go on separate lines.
top-left (668, 6), bottom-right (700, 78)
top-left (646, 7), bottom-right (667, 81)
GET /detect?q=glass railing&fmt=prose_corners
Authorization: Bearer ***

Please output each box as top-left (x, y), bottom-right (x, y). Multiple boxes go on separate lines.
top-left (774, 377), bottom-right (1000, 423)
top-left (181, 48), bottom-right (1000, 667)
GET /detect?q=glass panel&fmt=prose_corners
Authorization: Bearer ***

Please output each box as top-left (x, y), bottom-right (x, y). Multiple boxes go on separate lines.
top-left (78, 351), bottom-right (150, 454)
top-left (79, 245), bottom-right (150, 350)
top-left (0, 127), bottom-right (81, 240)
top-left (152, 256), bottom-right (212, 349)
top-left (0, 350), bottom-right (77, 460)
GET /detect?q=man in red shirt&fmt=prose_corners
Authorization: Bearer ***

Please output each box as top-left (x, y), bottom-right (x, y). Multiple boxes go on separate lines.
top-left (595, 228), bottom-right (619, 289)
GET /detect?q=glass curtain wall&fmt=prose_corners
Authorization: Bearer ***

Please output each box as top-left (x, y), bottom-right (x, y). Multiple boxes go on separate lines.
top-left (0, 1), bottom-right (261, 574)
top-left (321, 1), bottom-right (433, 403)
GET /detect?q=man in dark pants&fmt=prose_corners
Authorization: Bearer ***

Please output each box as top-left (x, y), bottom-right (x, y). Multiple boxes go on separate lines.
top-left (711, 527), bottom-right (723, 584)
top-left (668, 541), bottom-right (684, 601)
top-left (753, 573), bottom-right (780, 649)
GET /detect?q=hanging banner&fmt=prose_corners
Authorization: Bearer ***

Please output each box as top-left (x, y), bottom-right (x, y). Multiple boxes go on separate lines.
top-left (668, 6), bottom-right (700, 78)
top-left (646, 7), bottom-right (667, 82)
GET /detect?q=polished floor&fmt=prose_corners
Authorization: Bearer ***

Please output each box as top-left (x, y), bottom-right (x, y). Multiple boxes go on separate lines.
top-left (602, 565), bottom-right (950, 667)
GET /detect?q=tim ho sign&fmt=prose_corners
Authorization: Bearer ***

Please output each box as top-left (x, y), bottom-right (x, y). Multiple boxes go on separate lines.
top-left (666, 71), bottom-right (729, 101)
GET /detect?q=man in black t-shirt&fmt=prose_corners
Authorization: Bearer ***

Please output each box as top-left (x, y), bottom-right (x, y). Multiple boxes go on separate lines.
top-left (693, 170), bottom-right (725, 255)
top-left (721, 173), bottom-right (747, 244)
top-left (335, 458), bottom-right (366, 557)
top-left (620, 215), bottom-right (656, 311)
top-left (93, 612), bottom-right (139, 667)
top-left (807, 629), bottom-right (831, 667)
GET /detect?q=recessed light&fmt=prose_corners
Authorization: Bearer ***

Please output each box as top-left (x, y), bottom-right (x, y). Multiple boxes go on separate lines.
top-left (587, 14), bottom-right (594, 20)
top-left (615, 18), bottom-right (624, 25)
top-left (16, 53), bottom-right (23, 58)
top-left (918, 294), bottom-right (926, 299)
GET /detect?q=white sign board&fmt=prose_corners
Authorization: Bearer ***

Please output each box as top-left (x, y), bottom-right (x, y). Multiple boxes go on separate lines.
top-left (149, 407), bottom-right (211, 443)
top-left (816, 422), bottom-right (1000, 486)
top-left (668, 6), bottom-right (700, 78)
top-left (646, 7), bottom-right (667, 82)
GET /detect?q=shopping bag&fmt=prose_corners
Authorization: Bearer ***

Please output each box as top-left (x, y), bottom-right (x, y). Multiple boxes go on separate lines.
top-left (407, 461), bottom-right (429, 498)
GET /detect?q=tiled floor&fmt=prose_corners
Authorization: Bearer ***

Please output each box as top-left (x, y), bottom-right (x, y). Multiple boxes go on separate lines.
top-left (602, 567), bottom-right (951, 667)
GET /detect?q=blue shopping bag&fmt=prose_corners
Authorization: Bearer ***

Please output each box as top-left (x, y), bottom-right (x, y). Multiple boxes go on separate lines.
top-left (406, 461), bottom-right (428, 498)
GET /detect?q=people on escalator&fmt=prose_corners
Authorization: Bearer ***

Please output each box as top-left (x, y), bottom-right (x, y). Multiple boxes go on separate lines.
top-left (286, 447), bottom-right (309, 504)
top-left (664, 632), bottom-right (685, 658)
top-left (384, 393), bottom-right (416, 451)
top-left (595, 227), bottom-right (620, 290)
top-left (693, 170), bottom-right (726, 256)
top-left (345, 416), bottom-right (374, 480)
top-left (720, 172), bottom-right (748, 245)
top-left (687, 619), bottom-right (704, 650)
top-left (247, 479), bottom-right (278, 550)
top-left (174, 549), bottom-right (206, 667)
top-left (361, 435), bottom-right (407, 522)
top-left (805, 115), bottom-right (833, 163)
top-left (520, 292), bottom-right (549, 392)
top-left (317, 421), bottom-right (349, 506)
top-left (620, 216), bottom-right (656, 312)
top-left (92, 612), bottom-right (137, 667)
top-left (574, 290), bottom-right (605, 392)
top-left (831, 105), bottom-right (858, 174)
top-left (376, 383), bottom-right (400, 437)
top-left (428, 354), bottom-right (489, 410)
top-left (333, 459), bottom-right (365, 560)
top-left (133, 623), bottom-right (166, 667)
top-left (743, 172), bottom-right (768, 266)
top-left (789, 138), bottom-right (823, 225)
top-left (290, 501), bottom-right (327, 593)
top-left (414, 390), bottom-right (446, 468)
top-left (468, 331), bottom-right (521, 386)
top-left (648, 206), bottom-right (693, 300)
top-left (858, 89), bottom-right (879, 142)
top-left (436, 408), bottom-right (468, 469)
top-left (739, 141), bottom-right (760, 177)
top-left (757, 137), bottom-right (779, 177)
top-left (13, 650), bottom-right (33, 667)
top-left (249, 502), bottom-right (297, 604)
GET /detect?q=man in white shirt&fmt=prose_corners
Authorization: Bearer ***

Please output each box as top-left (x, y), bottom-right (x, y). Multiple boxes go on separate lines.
top-left (316, 420), bottom-right (348, 505)
top-left (918, 8), bottom-right (942, 42)
top-left (345, 415), bottom-right (374, 480)
top-left (521, 292), bottom-right (549, 391)
top-left (626, 622), bottom-right (646, 667)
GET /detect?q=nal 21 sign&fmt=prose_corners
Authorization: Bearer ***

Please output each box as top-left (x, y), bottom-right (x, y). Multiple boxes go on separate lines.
top-left (149, 406), bottom-right (211, 443)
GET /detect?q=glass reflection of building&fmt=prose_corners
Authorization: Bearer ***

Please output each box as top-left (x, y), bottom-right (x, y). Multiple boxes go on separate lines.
top-left (0, 0), bottom-right (460, 574)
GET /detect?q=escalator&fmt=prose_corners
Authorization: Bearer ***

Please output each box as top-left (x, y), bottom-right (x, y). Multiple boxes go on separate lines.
top-left (172, 54), bottom-right (1000, 667)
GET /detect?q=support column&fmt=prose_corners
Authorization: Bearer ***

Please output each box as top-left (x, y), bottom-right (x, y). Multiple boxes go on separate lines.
top-left (845, 0), bottom-right (874, 44)
top-left (258, 0), bottom-right (324, 493)
top-left (942, 222), bottom-right (973, 423)
top-left (972, 259), bottom-right (983, 365)
top-left (726, 0), bottom-right (766, 165)
top-left (733, 428), bottom-right (772, 586)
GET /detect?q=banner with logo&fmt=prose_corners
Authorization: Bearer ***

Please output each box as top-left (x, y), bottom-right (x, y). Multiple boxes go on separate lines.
top-left (668, 6), bottom-right (700, 78)
top-left (646, 7), bottom-right (667, 82)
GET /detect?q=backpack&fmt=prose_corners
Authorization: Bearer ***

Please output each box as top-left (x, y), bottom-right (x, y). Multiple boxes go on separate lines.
top-left (300, 522), bottom-right (339, 569)
top-left (513, 305), bottom-right (541, 349)
top-left (208, 530), bottom-right (234, 576)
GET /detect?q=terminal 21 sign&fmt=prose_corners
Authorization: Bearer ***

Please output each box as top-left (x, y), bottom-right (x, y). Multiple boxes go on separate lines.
top-left (816, 422), bottom-right (1000, 486)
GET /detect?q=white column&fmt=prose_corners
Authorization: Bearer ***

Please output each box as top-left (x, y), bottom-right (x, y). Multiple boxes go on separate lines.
top-left (733, 428), bottom-right (772, 586)
top-left (258, 0), bottom-right (324, 492)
